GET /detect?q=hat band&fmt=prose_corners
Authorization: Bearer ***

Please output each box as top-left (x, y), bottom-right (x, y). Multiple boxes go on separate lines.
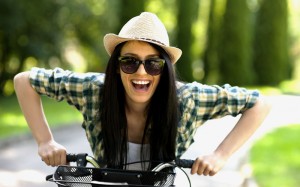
top-left (133, 37), bottom-right (167, 46)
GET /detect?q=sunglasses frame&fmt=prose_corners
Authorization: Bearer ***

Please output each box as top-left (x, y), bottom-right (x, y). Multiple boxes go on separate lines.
top-left (118, 56), bottom-right (165, 76)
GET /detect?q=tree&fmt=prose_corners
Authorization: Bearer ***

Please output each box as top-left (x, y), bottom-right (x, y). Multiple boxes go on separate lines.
top-left (175, 0), bottom-right (199, 82)
top-left (0, 0), bottom-right (63, 96)
top-left (118, 0), bottom-right (146, 29)
top-left (0, 0), bottom-right (120, 96)
top-left (218, 0), bottom-right (254, 85)
top-left (60, 0), bottom-right (115, 72)
top-left (253, 0), bottom-right (289, 85)
top-left (203, 0), bottom-right (226, 84)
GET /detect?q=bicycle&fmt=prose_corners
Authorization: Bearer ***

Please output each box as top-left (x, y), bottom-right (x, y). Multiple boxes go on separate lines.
top-left (46, 153), bottom-right (194, 187)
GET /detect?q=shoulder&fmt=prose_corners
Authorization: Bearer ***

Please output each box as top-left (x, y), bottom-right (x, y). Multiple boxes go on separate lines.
top-left (176, 81), bottom-right (259, 96)
top-left (176, 81), bottom-right (220, 97)
top-left (176, 81), bottom-right (260, 109)
top-left (30, 67), bottom-right (106, 86)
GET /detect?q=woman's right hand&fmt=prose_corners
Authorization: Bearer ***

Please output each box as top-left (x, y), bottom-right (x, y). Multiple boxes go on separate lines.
top-left (38, 140), bottom-right (67, 167)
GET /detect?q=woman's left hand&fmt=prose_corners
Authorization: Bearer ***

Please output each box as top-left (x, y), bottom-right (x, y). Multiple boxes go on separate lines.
top-left (191, 153), bottom-right (227, 176)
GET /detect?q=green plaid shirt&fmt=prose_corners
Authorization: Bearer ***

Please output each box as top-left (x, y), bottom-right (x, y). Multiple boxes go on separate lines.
top-left (30, 67), bottom-right (259, 163)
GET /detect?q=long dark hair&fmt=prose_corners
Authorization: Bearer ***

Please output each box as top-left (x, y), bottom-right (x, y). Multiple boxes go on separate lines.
top-left (100, 42), bottom-right (178, 169)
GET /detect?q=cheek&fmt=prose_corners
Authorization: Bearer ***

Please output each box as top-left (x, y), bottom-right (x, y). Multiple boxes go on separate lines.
top-left (120, 71), bottom-right (129, 86)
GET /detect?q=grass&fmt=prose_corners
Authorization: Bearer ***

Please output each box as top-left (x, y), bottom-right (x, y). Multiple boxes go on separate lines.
top-left (279, 80), bottom-right (300, 95)
top-left (245, 79), bottom-right (300, 96)
top-left (250, 124), bottom-right (300, 187)
top-left (0, 95), bottom-right (82, 139)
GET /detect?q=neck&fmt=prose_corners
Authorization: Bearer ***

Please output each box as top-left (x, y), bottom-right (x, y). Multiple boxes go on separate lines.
top-left (125, 98), bottom-right (149, 144)
top-left (125, 97), bottom-right (149, 115)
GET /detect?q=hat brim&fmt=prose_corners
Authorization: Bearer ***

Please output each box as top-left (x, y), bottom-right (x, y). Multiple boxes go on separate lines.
top-left (104, 34), bottom-right (182, 64)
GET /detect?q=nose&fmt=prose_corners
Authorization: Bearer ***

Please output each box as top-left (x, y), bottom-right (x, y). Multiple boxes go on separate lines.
top-left (135, 63), bottom-right (147, 75)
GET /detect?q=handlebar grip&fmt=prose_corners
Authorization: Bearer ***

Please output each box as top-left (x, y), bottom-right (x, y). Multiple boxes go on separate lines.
top-left (66, 153), bottom-right (88, 167)
top-left (66, 153), bottom-right (77, 162)
top-left (175, 159), bottom-right (194, 168)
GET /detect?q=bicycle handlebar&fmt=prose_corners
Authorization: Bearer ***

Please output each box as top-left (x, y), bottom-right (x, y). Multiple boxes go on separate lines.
top-left (66, 153), bottom-right (85, 162)
top-left (174, 158), bottom-right (194, 168)
top-left (66, 153), bottom-right (194, 169)
top-left (47, 153), bottom-right (194, 187)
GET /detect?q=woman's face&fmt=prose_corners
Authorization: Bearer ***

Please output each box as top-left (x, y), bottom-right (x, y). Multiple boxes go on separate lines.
top-left (120, 41), bottom-right (161, 106)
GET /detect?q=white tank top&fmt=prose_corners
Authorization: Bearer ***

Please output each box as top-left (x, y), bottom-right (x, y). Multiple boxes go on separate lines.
top-left (126, 142), bottom-right (150, 170)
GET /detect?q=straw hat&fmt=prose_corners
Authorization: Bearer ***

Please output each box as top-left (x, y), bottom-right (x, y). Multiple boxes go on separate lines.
top-left (103, 12), bottom-right (182, 64)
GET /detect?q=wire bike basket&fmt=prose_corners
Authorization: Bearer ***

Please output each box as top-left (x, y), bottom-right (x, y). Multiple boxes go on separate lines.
top-left (47, 165), bottom-right (176, 187)
top-left (46, 153), bottom-right (193, 187)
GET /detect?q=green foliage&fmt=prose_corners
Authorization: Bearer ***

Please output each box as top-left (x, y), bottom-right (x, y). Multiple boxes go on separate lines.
top-left (278, 80), bottom-right (300, 95)
top-left (0, 0), bottom-right (64, 95)
top-left (0, 95), bottom-right (82, 138)
top-left (0, 0), bottom-right (118, 96)
top-left (175, 0), bottom-right (199, 82)
top-left (253, 0), bottom-right (289, 85)
top-left (0, 0), bottom-right (63, 60)
top-left (0, 0), bottom-right (297, 96)
top-left (58, 0), bottom-right (113, 72)
top-left (250, 125), bottom-right (300, 187)
top-left (203, 0), bottom-right (226, 84)
top-left (118, 0), bottom-right (146, 31)
top-left (218, 0), bottom-right (254, 85)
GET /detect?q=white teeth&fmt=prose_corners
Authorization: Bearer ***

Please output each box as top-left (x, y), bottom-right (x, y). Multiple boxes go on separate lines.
top-left (132, 80), bottom-right (150, 85)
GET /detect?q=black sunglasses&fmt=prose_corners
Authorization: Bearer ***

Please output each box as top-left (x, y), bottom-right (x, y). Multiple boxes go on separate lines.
top-left (118, 56), bottom-right (165, 76)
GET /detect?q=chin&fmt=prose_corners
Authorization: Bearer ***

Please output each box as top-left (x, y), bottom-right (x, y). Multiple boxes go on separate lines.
top-left (132, 96), bottom-right (152, 104)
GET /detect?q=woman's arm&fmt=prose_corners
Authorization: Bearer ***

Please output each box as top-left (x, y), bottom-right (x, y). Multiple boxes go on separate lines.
top-left (14, 71), bottom-right (67, 166)
top-left (191, 96), bottom-right (271, 176)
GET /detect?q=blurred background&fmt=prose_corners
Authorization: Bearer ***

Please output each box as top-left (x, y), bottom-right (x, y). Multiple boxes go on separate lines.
top-left (0, 0), bottom-right (300, 186)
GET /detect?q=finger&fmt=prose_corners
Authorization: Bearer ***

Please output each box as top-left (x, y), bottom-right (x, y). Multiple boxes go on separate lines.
top-left (42, 156), bottom-right (50, 166)
top-left (60, 150), bottom-right (67, 165)
top-left (40, 153), bottom-right (50, 166)
top-left (48, 153), bottom-right (56, 167)
top-left (191, 163), bottom-right (197, 174)
top-left (54, 151), bottom-right (61, 166)
top-left (209, 169), bottom-right (217, 176)
top-left (191, 157), bottom-right (202, 174)
top-left (197, 161), bottom-right (207, 175)
top-left (203, 166), bottom-right (212, 176)
top-left (209, 166), bottom-right (219, 176)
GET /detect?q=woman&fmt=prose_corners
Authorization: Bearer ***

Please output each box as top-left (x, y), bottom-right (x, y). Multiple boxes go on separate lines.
top-left (14, 12), bottom-right (270, 176)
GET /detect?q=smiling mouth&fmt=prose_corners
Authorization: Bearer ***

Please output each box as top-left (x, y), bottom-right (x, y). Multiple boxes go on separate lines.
top-left (132, 80), bottom-right (150, 91)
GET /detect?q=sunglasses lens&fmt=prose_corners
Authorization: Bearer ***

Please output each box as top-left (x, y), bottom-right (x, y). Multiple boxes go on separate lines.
top-left (145, 59), bottom-right (165, 75)
top-left (119, 57), bottom-right (139, 74)
top-left (119, 56), bottom-right (165, 75)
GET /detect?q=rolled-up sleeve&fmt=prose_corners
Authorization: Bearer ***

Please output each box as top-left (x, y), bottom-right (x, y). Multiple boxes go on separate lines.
top-left (29, 67), bottom-right (104, 114)
top-left (176, 82), bottom-right (260, 157)
top-left (178, 82), bottom-right (259, 124)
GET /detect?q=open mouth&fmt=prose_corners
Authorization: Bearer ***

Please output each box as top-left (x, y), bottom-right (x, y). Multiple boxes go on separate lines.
top-left (132, 80), bottom-right (151, 91)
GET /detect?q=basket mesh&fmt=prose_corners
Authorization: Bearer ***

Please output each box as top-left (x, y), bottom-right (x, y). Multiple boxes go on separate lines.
top-left (51, 166), bottom-right (175, 187)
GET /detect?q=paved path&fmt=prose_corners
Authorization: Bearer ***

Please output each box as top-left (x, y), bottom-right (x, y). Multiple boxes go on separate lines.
top-left (0, 95), bottom-right (299, 187)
